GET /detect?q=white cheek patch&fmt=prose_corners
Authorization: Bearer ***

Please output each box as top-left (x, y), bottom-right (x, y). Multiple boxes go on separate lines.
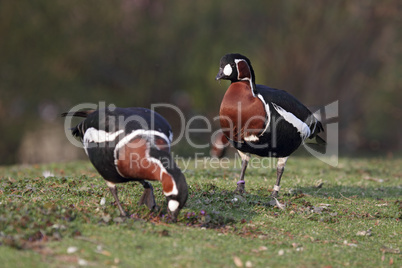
top-left (168, 200), bottom-right (180, 212)
top-left (223, 64), bottom-right (232, 76)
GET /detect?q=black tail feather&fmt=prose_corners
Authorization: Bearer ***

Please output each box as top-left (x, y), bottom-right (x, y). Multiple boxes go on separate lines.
top-left (317, 120), bottom-right (324, 133)
top-left (71, 126), bottom-right (82, 138)
top-left (61, 109), bottom-right (94, 139)
top-left (305, 119), bottom-right (326, 146)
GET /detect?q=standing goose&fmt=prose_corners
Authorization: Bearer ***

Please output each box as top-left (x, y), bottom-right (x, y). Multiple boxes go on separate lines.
top-left (216, 53), bottom-right (325, 196)
top-left (62, 107), bottom-right (188, 222)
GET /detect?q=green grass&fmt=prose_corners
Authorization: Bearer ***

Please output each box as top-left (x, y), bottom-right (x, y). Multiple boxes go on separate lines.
top-left (0, 157), bottom-right (401, 267)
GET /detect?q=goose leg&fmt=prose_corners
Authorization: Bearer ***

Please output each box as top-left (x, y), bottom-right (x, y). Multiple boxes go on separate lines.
top-left (138, 181), bottom-right (157, 210)
top-left (271, 157), bottom-right (288, 197)
top-left (235, 151), bottom-right (250, 194)
top-left (106, 181), bottom-right (126, 217)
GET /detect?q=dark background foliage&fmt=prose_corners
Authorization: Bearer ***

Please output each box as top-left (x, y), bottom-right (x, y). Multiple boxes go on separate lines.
top-left (0, 0), bottom-right (401, 164)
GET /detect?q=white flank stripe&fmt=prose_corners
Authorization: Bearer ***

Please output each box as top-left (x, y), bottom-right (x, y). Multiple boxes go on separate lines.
top-left (244, 135), bottom-right (259, 142)
top-left (113, 129), bottom-right (170, 159)
top-left (272, 103), bottom-right (311, 140)
top-left (168, 200), bottom-right (180, 212)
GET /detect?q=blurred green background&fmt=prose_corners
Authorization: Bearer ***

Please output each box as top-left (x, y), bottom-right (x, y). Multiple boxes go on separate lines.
top-left (0, 0), bottom-right (401, 165)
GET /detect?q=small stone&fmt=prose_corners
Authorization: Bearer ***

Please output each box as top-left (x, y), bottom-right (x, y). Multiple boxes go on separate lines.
top-left (356, 231), bottom-right (367, 236)
top-left (113, 217), bottom-right (124, 223)
top-left (356, 228), bottom-right (372, 236)
top-left (315, 179), bottom-right (324, 188)
top-left (78, 258), bottom-right (88, 266)
top-left (67, 246), bottom-right (78, 254)
top-left (102, 215), bottom-right (111, 223)
top-left (233, 256), bottom-right (243, 267)
top-left (42, 171), bottom-right (54, 178)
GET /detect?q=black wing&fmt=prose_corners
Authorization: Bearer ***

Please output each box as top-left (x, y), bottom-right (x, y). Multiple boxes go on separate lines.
top-left (63, 107), bottom-right (172, 141)
top-left (256, 85), bottom-right (324, 139)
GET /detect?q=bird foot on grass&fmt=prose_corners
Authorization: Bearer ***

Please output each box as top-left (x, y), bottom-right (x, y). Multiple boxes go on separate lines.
top-left (270, 191), bottom-right (279, 198)
top-left (234, 183), bottom-right (245, 194)
top-left (138, 188), bottom-right (157, 211)
top-left (110, 201), bottom-right (127, 218)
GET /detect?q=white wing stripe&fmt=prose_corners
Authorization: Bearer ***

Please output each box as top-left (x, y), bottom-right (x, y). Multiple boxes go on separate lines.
top-left (83, 128), bottom-right (124, 144)
top-left (257, 94), bottom-right (271, 135)
top-left (272, 103), bottom-right (311, 140)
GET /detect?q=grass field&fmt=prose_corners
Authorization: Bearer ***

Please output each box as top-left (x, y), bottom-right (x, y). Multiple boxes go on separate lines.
top-left (0, 156), bottom-right (401, 267)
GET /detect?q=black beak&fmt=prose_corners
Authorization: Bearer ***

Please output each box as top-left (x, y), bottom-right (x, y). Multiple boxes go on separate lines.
top-left (168, 209), bottom-right (180, 223)
top-left (215, 68), bottom-right (224, 80)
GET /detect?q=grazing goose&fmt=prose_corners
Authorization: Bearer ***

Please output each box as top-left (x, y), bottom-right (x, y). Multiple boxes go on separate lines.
top-left (62, 107), bottom-right (188, 222)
